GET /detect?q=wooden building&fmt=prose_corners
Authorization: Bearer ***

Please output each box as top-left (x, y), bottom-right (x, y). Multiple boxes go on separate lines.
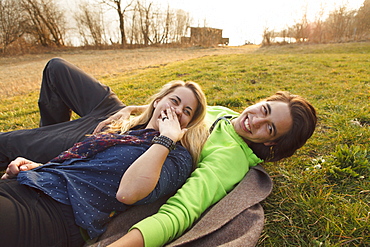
top-left (182, 27), bottom-right (229, 46)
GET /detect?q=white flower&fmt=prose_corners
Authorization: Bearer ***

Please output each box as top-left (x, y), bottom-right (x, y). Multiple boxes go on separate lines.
top-left (314, 164), bottom-right (322, 169)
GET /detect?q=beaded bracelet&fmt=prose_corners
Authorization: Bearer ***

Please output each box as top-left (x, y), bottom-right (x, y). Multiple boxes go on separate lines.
top-left (152, 135), bottom-right (176, 151)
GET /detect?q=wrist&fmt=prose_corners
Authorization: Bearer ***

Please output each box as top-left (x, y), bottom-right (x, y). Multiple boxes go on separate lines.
top-left (152, 135), bottom-right (176, 151)
top-left (132, 105), bottom-right (139, 114)
top-left (125, 105), bottom-right (137, 114)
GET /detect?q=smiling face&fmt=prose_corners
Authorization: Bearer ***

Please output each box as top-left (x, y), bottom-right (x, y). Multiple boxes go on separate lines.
top-left (147, 86), bottom-right (198, 130)
top-left (231, 101), bottom-right (293, 145)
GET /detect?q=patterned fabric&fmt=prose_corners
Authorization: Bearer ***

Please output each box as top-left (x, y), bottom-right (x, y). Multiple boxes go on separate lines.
top-left (49, 129), bottom-right (159, 163)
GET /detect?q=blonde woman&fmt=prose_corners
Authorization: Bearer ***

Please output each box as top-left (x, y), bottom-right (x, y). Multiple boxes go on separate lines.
top-left (0, 67), bottom-right (208, 247)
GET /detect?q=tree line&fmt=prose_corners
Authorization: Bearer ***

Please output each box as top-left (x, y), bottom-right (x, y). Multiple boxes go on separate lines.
top-left (262, 0), bottom-right (370, 45)
top-left (0, 0), bottom-right (191, 54)
top-left (1, 0), bottom-right (370, 55)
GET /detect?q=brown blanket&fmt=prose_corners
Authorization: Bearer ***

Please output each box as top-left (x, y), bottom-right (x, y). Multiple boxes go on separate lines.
top-left (86, 164), bottom-right (272, 247)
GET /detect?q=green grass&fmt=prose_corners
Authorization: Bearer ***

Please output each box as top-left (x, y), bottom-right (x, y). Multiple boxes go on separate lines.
top-left (1, 42), bottom-right (369, 246)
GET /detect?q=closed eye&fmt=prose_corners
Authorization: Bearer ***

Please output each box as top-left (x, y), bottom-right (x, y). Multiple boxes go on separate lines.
top-left (184, 109), bottom-right (191, 116)
top-left (263, 103), bottom-right (271, 116)
top-left (262, 105), bottom-right (268, 115)
top-left (171, 98), bottom-right (179, 105)
top-left (172, 95), bottom-right (193, 116)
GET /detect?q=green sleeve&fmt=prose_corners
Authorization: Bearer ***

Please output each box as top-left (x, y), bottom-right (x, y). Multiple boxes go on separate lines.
top-left (131, 118), bottom-right (262, 247)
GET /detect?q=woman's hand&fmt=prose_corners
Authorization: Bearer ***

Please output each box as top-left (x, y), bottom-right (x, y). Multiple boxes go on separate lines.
top-left (93, 107), bottom-right (133, 134)
top-left (117, 105), bottom-right (188, 205)
top-left (93, 105), bottom-right (148, 134)
top-left (158, 105), bottom-right (187, 142)
top-left (1, 157), bottom-right (41, 180)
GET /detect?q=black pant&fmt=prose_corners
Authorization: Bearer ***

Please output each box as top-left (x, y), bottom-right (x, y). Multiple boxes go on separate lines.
top-left (0, 179), bottom-right (84, 247)
top-left (0, 58), bottom-right (125, 169)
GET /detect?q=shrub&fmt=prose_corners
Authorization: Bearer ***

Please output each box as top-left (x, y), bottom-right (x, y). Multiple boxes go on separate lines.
top-left (326, 144), bottom-right (369, 181)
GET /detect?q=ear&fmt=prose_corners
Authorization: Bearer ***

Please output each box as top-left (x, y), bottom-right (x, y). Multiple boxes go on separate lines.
top-left (263, 141), bottom-right (277, 146)
top-left (153, 100), bottom-right (158, 108)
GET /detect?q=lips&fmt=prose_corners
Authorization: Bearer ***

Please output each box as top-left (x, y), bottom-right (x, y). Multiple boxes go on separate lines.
top-left (241, 115), bottom-right (252, 134)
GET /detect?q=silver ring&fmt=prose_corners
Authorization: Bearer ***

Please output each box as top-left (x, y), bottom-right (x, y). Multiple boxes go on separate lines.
top-left (162, 117), bottom-right (168, 121)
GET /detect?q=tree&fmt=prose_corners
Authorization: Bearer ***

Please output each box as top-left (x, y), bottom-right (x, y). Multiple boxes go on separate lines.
top-left (75, 2), bottom-right (106, 46)
top-left (173, 9), bottom-right (190, 43)
top-left (262, 0), bottom-right (369, 44)
top-left (325, 5), bottom-right (356, 42)
top-left (136, 1), bottom-right (189, 46)
top-left (21, 0), bottom-right (66, 47)
top-left (309, 5), bottom-right (325, 43)
top-left (127, 2), bottom-right (140, 45)
top-left (0, 0), bottom-right (24, 53)
top-left (137, 1), bottom-right (152, 46)
top-left (355, 0), bottom-right (370, 40)
top-left (149, 3), bottom-right (172, 45)
top-left (262, 28), bottom-right (272, 46)
top-left (291, 13), bottom-right (309, 43)
top-left (101, 0), bottom-right (134, 47)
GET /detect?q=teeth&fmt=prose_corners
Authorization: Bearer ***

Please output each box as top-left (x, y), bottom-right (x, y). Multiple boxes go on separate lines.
top-left (244, 118), bottom-right (251, 132)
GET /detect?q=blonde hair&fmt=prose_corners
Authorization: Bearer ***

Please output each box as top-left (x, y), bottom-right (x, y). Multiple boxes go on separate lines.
top-left (107, 80), bottom-right (208, 169)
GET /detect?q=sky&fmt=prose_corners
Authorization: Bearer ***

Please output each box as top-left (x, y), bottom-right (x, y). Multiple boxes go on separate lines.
top-left (156, 0), bottom-right (365, 45)
top-left (65, 0), bottom-right (365, 46)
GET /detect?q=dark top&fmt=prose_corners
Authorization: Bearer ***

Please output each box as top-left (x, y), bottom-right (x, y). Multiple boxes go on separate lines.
top-left (17, 129), bottom-right (192, 238)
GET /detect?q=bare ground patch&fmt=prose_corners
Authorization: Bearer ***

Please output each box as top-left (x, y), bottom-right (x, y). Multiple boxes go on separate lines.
top-left (0, 46), bottom-right (259, 99)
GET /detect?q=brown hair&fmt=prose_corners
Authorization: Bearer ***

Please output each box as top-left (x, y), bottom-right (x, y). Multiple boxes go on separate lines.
top-left (249, 91), bottom-right (317, 162)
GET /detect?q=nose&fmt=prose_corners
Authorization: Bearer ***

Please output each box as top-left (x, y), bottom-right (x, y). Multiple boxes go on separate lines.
top-left (174, 107), bottom-right (182, 119)
top-left (252, 116), bottom-right (267, 128)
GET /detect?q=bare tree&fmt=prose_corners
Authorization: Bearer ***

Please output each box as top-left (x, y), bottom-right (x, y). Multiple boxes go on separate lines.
top-left (355, 0), bottom-right (370, 40)
top-left (262, 0), bottom-right (369, 44)
top-left (173, 9), bottom-right (190, 43)
top-left (101, 0), bottom-right (134, 47)
top-left (0, 0), bottom-right (24, 53)
top-left (136, 2), bottom-right (189, 46)
top-left (95, 0), bottom-right (191, 47)
top-left (75, 2), bottom-right (106, 46)
top-left (150, 4), bottom-right (169, 44)
top-left (162, 5), bottom-right (174, 44)
top-left (308, 5), bottom-right (326, 43)
top-left (151, 6), bottom-right (163, 44)
top-left (21, 0), bottom-right (66, 47)
top-left (138, 1), bottom-right (153, 46)
top-left (290, 12), bottom-right (310, 43)
top-left (325, 5), bottom-right (355, 42)
top-left (127, 1), bottom-right (140, 45)
top-left (262, 27), bottom-right (272, 46)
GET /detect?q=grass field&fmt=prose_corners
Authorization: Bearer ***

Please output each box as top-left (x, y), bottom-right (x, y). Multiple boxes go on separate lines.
top-left (0, 46), bottom-right (259, 99)
top-left (0, 42), bottom-right (369, 246)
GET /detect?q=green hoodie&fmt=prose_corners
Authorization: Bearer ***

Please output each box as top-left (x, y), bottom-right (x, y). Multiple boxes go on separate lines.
top-left (132, 106), bottom-right (262, 247)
